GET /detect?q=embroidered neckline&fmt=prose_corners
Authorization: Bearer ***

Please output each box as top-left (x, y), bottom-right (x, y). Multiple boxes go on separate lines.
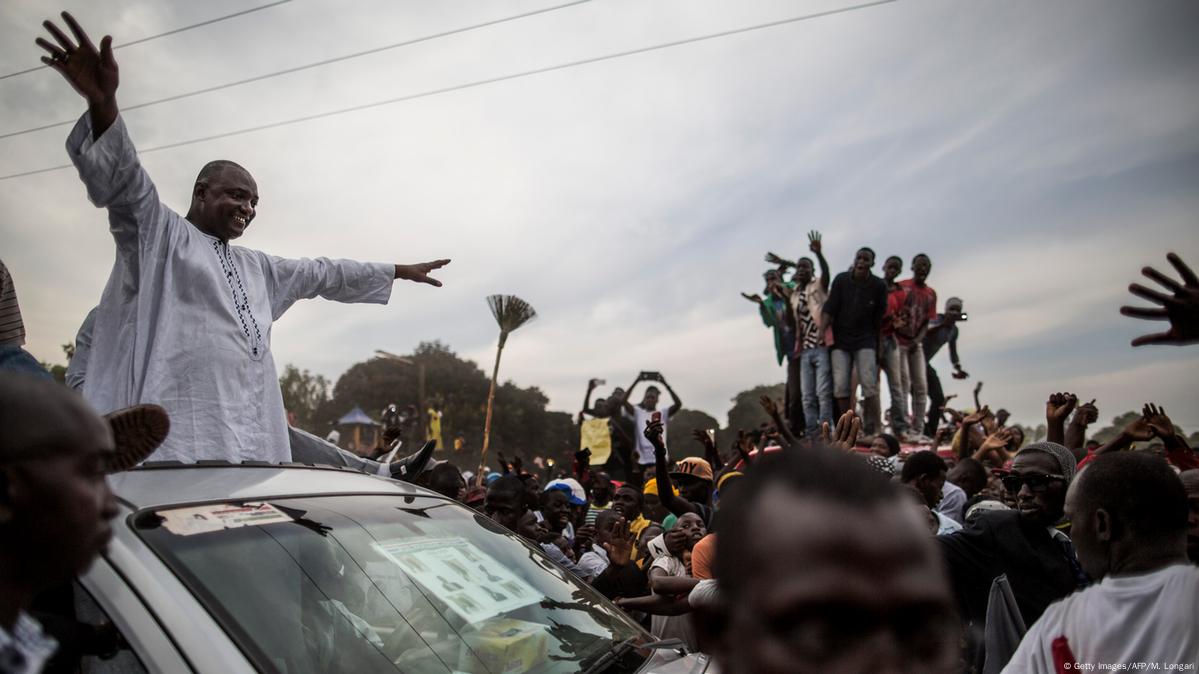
top-left (211, 240), bottom-right (262, 357)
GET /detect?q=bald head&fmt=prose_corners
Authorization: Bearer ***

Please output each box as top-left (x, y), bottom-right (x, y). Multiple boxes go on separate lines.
top-left (0, 373), bottom-right (118, 592)
top-left (187, 160), bottom-right (258, 241)
top-left (0, 373), bottom-right (111, 464)
top-left (195, 160), bottom-right (250, 186)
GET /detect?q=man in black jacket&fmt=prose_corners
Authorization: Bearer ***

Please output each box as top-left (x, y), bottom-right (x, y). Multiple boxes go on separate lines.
top-left (938, 441), bottom-right (1087, 670)
top-left (821, 247), bottom-right (888, 435)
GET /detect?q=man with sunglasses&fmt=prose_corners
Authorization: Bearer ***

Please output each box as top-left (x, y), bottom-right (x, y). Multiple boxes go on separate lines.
top-left (939, 441), bottom-right (1087, 671)
top-left (1005, 452), bottom-right (1198, 672)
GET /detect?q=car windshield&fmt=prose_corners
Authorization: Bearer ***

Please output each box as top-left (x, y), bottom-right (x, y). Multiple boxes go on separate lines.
top-left (133, 494), bottom-right (649, 673)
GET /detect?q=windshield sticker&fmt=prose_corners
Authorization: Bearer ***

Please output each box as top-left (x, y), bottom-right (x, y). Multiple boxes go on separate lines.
top-left (158, 502), bottom-right (292, 536)
top-left (374, 537), bottom-right (542, 624)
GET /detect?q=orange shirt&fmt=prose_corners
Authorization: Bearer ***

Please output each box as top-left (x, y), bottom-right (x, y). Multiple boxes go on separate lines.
top-left (691, 533), bottom-right (717, 580)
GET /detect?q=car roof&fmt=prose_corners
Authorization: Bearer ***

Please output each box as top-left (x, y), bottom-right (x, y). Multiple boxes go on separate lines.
top-left (110, 461), bottom-right (439, 510)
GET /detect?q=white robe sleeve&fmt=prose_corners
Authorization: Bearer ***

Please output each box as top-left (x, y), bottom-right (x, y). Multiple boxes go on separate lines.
top-left (66, 113), bottom-right (170, 285)
top-left (255, 254), bottom-right (394, 320)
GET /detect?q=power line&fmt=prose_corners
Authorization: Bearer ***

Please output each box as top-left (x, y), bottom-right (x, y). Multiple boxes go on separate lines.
top-left (0, 0), bottom-right (592, 141)
top-left (0, 0), bottom-right (897, 182)
top-left (0, 1), bottom-right (293, 81)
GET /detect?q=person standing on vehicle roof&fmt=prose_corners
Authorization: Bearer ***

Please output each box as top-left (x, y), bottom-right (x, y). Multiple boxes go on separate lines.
top-left (35, 12), bottom-right (450, 465)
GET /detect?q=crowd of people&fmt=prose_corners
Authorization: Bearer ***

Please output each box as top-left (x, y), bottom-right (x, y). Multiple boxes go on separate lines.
top-left (3, 10), bottom-right (1199, 674)
top-left (747, 230), bottom-right (968, 443)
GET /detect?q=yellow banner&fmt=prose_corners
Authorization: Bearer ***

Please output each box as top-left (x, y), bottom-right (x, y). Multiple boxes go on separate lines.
top-left (580, 418), bottom-right (612, 464)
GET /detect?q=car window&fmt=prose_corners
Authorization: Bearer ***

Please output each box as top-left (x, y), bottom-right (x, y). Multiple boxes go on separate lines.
top-left (73, 581), bottom-right (150, 674)
top-left (133, 495), bottom-right (649, 673)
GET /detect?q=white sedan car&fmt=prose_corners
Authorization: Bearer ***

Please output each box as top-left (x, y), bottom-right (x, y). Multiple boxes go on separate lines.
top-left (71, 461), bottom-right (711, 674)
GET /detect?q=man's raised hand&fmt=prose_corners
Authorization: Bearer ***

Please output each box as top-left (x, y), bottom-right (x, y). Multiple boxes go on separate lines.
top-left (741, 292), bottom-right (763, 304)
top-left (1121, 252), bottom-right (1199, 346)
top-left (644, 419), bottom-right (666, 452)
top-left (1045, 393), bottom-right (1077, 424)
top-left (1071, 399), bottom-right (1098, 427)
top-left (394, 259), bottom-right (451, 287)
top-left (601, 517), bottom-right (633, 568)
top-left (963, 405), bottom-right (991, 427)
top-left (38, 12), bottom-right (118, 104)
top-left (808, 230), bottom-right (822, 254)
top-left (1142, 403), bottom-right (1175, 439)
top-left (822, 409), bottom-right (861, 451)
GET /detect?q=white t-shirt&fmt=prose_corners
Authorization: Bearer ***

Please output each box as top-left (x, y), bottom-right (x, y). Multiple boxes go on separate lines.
top-left (1003, 564), bottom-right (1199, 673)
top-left (628, 405), bottom-right (671, 465)
top-left (649, 555), bottom-right (697, 650)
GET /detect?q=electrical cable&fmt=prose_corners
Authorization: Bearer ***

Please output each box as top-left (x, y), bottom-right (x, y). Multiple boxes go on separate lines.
top-left (0, 0), bottom-right (293, 81)
top-left (0, 0), bottom-right (896, 182)
top-left (0, 0), bottom-right (592, 141)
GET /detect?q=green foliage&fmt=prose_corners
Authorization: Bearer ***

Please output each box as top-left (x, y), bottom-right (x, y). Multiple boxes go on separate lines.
top-left (279, 365), bottom-right (330, 433)
top-left (718, 383), bottom-right (785, 448)
top-left (318, 341), bottom-right (574, 469)
top-left (666, 409), bottom-right (722, 459)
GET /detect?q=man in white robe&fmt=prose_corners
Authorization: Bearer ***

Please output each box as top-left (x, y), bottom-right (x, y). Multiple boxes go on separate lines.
top-left (39, 12), bottom-right (450, 464)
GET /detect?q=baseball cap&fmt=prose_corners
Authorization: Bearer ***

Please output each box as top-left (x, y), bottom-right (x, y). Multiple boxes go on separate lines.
top-left (670, 457), bottom-right (714, 482)
top-left (545, 478), bottom-right (587, 506)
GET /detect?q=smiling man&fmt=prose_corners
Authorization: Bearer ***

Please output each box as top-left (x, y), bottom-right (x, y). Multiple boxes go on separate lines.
top-left (37, 13), bottom-right (449, 463)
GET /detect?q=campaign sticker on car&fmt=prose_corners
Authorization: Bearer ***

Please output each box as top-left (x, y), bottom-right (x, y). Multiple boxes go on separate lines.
top-left (159, 502), bottom-right (293, 536)
top-left (374, 536), bottom-right (541, 624)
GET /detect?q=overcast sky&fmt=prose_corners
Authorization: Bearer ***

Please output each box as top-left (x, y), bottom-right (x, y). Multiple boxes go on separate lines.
top-left (2, 0), bottom-right (1197, 431)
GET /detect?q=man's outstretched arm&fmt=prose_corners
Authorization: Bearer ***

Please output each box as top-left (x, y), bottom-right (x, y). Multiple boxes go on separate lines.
top-left (38, 12), bottom-right (118, 139)
top-left (261, 256), bottom-right (450, 320)
top-left (394, 261), bottom-right (450, 287)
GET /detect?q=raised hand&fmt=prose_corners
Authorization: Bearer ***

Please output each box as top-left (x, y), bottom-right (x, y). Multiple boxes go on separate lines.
top-left (37, 12), bottom-right (118, 104)
top-left (1142, 403), bottom-right (1175, 439)
top-left (978, 428), bottom-right (1012, 455)
top-left (758, 395), bottom-right (780, 419)
top-left (764, 252), bottom-right (795, 269)
top-left (395, 259), bottom-right (451, 287)
top-left (823, 409), bottom-right (861, 451)
top-left (691, 428), bottom-right (716, 453)
top-left (741, 292), bottom-right (764, 304)
top-left (733, 430), bottom-right (754, 466)
top-left (963, 405), bottom-right (991, 427)
top-left (601, 517), bottom-right (633, 567)
top-left (1121, 253), bottom-right (1199, 346)
top-left (951, 368), bottom-right (969, 380)
top-left (644, 419), bottom-right (665, 451)
top-left (1071, 399), bottom-right (1098, 427)
top-left (1045, 393), bottom-right (1078, 424)
top-left (1123, 414), bottom-right (1155, 443)
top-left (808, 230), bottom-right (823, 254)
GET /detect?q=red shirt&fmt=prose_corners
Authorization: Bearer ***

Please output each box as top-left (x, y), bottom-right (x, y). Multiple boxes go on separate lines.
top-left (896, 279), bottom-right (937, 347)
top-left (881, 285), bottom-right (906, 338)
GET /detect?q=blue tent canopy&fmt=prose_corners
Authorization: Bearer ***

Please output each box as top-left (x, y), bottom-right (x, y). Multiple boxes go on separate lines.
top-left (336, 406), bottom-right (378, 426)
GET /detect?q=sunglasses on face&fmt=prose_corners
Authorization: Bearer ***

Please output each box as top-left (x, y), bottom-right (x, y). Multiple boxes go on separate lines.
top-left (1001, 473), bottom-right (1066, 493)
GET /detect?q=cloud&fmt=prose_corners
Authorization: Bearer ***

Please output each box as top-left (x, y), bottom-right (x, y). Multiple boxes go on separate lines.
top-left (2, 0), bottom-right (1197, 432)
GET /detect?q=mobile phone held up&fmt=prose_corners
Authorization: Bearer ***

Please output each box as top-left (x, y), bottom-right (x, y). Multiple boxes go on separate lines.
top-left (651, 411), bottom-right (662, 424)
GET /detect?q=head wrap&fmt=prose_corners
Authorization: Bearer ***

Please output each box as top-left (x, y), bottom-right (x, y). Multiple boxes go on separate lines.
top-left (865, 454), bottom-right (894, 477)
top-left (1016, 441), bottom-right (1077, 483)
